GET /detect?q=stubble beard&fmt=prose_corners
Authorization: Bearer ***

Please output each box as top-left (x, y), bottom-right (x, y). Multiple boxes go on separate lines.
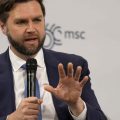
top-left (7, 34), bottom-right (46, 56)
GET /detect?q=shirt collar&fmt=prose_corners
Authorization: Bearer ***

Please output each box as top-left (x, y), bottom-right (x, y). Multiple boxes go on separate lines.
top-left (9, 47), bottom-right (45, 72)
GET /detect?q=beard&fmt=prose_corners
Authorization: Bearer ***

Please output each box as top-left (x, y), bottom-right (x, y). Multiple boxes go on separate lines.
top-left (7, 34), bottom-right (46, 56)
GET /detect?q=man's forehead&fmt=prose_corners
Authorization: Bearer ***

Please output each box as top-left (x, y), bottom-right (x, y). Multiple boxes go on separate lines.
top-left (8, 1), bottom-right (43, 19)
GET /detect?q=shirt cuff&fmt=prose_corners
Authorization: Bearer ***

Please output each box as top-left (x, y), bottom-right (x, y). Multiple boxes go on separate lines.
top-left (68, 101), bottom-right (87, 120)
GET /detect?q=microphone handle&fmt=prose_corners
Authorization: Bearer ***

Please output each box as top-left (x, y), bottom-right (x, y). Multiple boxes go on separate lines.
top-left (27, 71), bottom-right (36, 97)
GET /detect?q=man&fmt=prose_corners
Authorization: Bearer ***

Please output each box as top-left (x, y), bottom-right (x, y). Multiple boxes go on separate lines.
top-left (0, 0), bottom-right (107, 120)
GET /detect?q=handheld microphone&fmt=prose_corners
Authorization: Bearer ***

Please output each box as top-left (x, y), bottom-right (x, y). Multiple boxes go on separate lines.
top-left (26, 58), bottom-right (37, 97)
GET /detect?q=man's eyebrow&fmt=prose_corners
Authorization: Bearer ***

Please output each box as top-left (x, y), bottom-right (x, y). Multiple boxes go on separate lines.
top-left (14, 15), bottom-right (43, 21)
top-left (33, 15), bottom-right (43, 19)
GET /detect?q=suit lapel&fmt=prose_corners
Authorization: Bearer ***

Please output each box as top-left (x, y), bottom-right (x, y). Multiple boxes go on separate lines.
top-left (0, 49), bottom-right (15, 116)
top-left (43, 48), bottom-right (59, 87)
top-left (43, 49), bottom-right (73, 120)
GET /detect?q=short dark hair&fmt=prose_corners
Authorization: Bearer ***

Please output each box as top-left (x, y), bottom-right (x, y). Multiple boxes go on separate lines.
top-left (0, 0), bottom-right (46, 23)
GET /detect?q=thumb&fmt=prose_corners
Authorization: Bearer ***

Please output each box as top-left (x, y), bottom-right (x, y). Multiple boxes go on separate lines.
top-left (44, 84), bottom-right (55, 94)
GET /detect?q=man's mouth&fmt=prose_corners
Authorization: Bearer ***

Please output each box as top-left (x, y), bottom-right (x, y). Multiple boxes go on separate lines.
top-left (24, 37), bottom-right (38, 44)
top-left (25, 37), bottom-right (38, 40)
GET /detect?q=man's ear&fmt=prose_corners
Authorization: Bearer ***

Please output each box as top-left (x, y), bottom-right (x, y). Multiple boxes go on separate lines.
top-left (0, 21), bottom-right (7, 35)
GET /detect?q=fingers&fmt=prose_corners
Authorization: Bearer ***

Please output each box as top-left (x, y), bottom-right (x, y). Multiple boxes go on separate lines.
top-left (80, 76), bottom-right (89, 88)
top-left (24, 108), bottom-right (40, 115)
top-left (24, 97), bottom-right (43, 104)
top-left (19, 97), bottom-right (42, 111)
top-left (67, 63), bottom-right (74, 77)
top-left (24, 115), bottom-right (39, 120)
top-left (58, 62), bottom-right (89, 87)
top-left (37, 99), bottom-right (43, 104)
top-left (74, 66), bottom-right (82, 81)
top-left (58, 63), bottom-right (66, 79)
top-left (24, 97), bottom-right (38, 103)
top-left (16, 97), bottom-right (42, 119)
top-left (58, 62), bottom-right (82, 80)
top-left (58, 62), bottom-right (74, 79)
top-left (25, 102), bottom-right (39, 110)
top-left (66, 63), bottom-right (89, 87)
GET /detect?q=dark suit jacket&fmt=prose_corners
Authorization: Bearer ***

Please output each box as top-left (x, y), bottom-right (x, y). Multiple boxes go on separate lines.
top-left (0, 48), bottom-right (107, 120)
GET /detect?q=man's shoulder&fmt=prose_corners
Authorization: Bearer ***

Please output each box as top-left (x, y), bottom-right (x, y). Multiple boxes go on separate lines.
top-left (0, 49), bottom-right (9, 64)
top-left (43, 48), bottom-right (88, 65)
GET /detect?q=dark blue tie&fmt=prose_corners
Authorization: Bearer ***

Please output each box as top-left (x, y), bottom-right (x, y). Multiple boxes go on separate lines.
top-left (21, 64), bottom-right (42, 120)
top-left (36, 78), bottom-right (42, 120)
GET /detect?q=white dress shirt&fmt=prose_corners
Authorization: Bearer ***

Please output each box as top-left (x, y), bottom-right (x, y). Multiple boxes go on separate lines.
top-left (9, 48), bottom-right (87, 120)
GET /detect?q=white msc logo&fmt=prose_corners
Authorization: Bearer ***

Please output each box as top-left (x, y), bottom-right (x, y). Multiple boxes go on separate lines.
top-left (44, 24), bottom-right (62, 49)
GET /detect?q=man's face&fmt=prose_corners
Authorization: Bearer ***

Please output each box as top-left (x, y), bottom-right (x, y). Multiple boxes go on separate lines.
top-left (2, 1), bottom-right (46, 57)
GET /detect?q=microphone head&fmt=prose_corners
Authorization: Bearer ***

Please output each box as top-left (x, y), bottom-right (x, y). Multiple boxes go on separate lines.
top-left (26, 58), bottom-right (37, 72)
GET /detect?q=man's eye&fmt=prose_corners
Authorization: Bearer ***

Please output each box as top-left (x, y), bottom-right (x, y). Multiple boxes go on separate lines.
top-left (15, 20), bottom-right (27, 25)
top-left (33, 19), bottom-right (42, 23)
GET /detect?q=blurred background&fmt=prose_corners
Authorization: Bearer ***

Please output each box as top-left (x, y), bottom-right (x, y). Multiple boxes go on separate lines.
top-left (0, 0), bottom-right (120, 119)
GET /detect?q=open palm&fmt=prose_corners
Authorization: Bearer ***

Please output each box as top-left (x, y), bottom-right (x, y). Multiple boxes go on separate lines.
top-left (44, 63), bottom-right (88, 105)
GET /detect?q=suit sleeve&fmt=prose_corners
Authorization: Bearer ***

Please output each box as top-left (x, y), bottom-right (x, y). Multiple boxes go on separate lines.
top-left (80, 59), bottom-right (108, 120)
top-left (0, 116), bottom-right (7, 120)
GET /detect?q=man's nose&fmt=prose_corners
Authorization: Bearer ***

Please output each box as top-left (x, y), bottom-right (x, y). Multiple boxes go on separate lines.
top-left (26, 22), bottom-right (36, 33)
